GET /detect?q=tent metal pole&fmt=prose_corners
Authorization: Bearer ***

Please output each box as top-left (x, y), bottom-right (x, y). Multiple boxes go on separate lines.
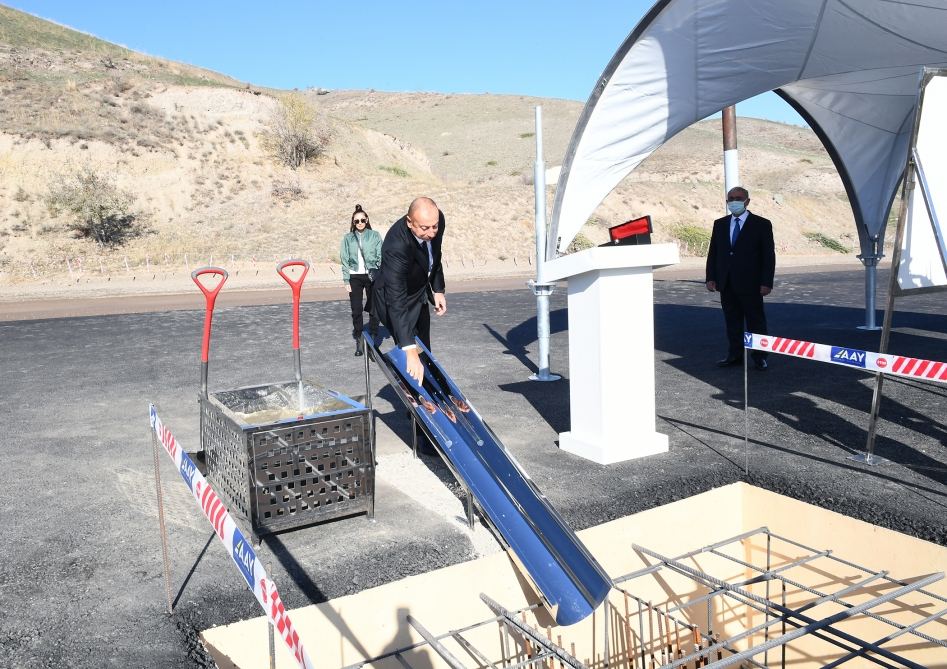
top-left (857, 239), bottom-right (882, 331)
top-left (530, 105), bottom-right (561, 383)
top-left (855, 163), bottom-right (914, 465)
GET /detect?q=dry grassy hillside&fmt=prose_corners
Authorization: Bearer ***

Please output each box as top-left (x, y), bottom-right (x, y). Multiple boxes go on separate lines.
top-left (0, 5), bottom-right (868, 296)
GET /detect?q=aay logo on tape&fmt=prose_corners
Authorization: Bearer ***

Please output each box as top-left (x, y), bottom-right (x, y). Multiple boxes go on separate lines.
top-left (180, 456), bottom-right (198, 492)
top-left (232, 528), bottom-right (257, 589)
top-left (831, 346), bottom-right (867, 368)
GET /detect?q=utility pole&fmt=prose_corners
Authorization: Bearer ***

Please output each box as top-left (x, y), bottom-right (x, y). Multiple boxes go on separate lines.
top-left (722, 105), bottom-right (739, 195)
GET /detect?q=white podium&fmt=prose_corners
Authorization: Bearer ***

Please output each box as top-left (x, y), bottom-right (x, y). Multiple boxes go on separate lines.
top-left (543, 244), bottom-right (679, 464)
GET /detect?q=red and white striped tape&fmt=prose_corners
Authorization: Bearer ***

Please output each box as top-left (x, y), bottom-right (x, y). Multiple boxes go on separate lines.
top-left (744, 332), bottom-right (947, 384)
top-left (150, 405), bottom-right (314, 669)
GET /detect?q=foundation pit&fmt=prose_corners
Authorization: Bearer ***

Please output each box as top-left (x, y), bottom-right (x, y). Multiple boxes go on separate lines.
top-left (201, 483), bottom-right (947, 669)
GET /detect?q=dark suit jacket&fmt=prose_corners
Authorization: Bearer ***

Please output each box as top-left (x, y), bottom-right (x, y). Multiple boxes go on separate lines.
top-left (705, 211), bottom-right (775, 294)
top-left (370, 211), bottom-right (446, 347)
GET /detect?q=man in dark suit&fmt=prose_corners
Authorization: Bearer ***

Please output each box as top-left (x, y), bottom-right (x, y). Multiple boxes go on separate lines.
top-left (371, 196), bottom-right (447, 385)
top-left (705, 186), bottom-right (775, 370)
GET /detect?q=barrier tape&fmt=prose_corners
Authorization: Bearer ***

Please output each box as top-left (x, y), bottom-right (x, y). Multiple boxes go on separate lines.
top-left (149, 405), bottom-right (314, 669)
top-left (744, 333), bottom-right (947, 385)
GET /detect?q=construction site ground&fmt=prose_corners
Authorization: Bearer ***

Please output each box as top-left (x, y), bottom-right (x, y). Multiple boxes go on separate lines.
top-left (1, 260), bottom-right (945, 668)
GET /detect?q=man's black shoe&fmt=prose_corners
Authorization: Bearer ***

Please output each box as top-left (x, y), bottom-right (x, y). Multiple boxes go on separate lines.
top-left (354, 339), bottom-right (364, 357)
top-left (753, 358), bottom-right (768, 371)
top-left (716, 356), bottom-right (743, 367)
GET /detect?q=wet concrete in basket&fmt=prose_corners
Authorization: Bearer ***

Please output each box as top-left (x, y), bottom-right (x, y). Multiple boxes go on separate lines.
top-left (1, 266), bottom-right (946, 667)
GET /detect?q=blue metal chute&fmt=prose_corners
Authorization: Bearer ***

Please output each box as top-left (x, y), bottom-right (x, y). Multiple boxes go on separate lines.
top-left (366, 333), bottom-right (611, 625)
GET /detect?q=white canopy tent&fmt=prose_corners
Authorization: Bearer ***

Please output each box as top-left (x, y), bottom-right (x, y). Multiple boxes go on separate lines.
top-left (548, 0), bottom-right (947, 263)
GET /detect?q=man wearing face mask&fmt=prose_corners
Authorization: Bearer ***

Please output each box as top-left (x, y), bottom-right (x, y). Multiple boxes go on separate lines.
top-left (705, 186), bottom-right (775, 370)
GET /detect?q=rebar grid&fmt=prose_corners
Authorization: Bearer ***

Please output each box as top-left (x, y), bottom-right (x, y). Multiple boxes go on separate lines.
top-left (343, 528), bottom-right (944, 669)
top-left (342, 602), bottom-right (564, 669)
top-left (616, 528), bottom-right (946, 668)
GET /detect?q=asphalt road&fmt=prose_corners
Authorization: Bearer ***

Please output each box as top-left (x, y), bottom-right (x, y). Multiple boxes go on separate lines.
top-left (1, 266), bottom-right (945, 668)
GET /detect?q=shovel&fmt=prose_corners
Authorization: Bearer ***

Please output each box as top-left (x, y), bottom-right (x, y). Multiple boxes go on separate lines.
top-left (192, 266), bottom-right (228, 451)
top-left (276, 259), bottom-right (310, 413)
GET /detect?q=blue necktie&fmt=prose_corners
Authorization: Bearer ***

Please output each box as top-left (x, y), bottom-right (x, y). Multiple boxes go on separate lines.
top-left (731, 218), bottom-right (741, 247)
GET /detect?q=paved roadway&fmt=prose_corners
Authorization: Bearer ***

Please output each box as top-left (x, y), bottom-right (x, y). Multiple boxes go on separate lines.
top-left (1, 265), bottom-right (945, 667)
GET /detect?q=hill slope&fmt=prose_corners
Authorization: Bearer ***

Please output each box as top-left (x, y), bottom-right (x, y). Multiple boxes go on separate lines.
top-left (0, 5), bottom-right (866, 293)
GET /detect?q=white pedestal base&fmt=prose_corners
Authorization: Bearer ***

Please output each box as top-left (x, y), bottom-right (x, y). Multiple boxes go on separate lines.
top-left (559, 430), bottom-right (669, 465)
top-left (543, 244), bottom-right (679, 465)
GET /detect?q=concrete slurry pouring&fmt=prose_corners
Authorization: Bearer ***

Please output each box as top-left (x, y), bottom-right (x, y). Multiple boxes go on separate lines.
top-left (0, 262), bottom-right (945, 667)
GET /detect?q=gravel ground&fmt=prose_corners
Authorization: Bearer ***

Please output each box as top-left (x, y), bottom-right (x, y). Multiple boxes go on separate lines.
top-left (0, 266), bottom-right (945, 668)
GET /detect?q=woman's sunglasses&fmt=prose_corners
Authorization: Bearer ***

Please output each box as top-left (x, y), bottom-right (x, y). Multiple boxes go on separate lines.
top-left (354, 218), bottom-right (368, 224)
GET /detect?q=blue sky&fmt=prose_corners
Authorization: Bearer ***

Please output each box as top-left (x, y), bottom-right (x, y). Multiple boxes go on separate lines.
top-left (7, 0), bottom-right (804, 125)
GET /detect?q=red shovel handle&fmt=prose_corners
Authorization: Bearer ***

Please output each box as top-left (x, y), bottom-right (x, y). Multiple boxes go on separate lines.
top-left (277, 259), bottom-right (309, 350)
top-left (191, 266), bottom-right (228, 363)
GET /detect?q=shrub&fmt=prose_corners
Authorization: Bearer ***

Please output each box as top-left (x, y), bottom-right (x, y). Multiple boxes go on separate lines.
top-left (271, 178), bottom-right (306, 201)
top-left (804, 231), bottom-right (848, 253)
top-left (266, 93), bottom-right (331, 169)
top-left (45, 167), bottom-right (141, 246)
top-left (378, 165), bottom-right (409, 178)
top-left (674, 224), bottom-right (711, 256)
top-left (567, 232), bottom-right (596, 253)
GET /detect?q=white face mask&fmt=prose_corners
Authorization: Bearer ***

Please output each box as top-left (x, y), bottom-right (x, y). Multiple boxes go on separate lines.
top-left (727, 200), bottom-right (746, 216)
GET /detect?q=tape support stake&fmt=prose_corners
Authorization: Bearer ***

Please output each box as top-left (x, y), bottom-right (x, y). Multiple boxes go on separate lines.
top-left (149, 404), bottom-right (315, 669)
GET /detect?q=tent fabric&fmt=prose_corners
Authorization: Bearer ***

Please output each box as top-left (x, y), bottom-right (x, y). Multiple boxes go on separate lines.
top-left (548, 0), bottom-right (947, 260)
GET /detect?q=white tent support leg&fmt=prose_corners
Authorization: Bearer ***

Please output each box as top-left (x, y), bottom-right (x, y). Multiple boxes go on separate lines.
top-left (857, 238), bottom-right (882, 331)
top-left (531, 105), bottom-right (560, 383)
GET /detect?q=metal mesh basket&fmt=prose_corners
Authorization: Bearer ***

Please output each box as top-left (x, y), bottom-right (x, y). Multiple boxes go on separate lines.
top-left (201, 380), bottom-right (374, 536)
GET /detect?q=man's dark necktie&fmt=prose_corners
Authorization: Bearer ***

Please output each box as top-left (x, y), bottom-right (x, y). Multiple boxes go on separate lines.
top-left (420, 240), bottom-right (432, 272)
top-left (731, 218), bottom-right (741, 247)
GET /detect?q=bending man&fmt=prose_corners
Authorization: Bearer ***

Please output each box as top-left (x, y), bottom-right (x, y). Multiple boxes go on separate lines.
top-left (371, 196), bottom-right (447, 385)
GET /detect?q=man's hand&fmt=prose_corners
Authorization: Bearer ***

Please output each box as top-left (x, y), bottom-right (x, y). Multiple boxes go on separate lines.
top-left (705, 281), bottom-right (717, 292)
top-left (433, 292), bottom-right (447, 315)
top-left (345, 284), bottom-right (352, 293)
top-left (405, 347), bottom-right (424, 385)
top-left (760, 285), bottom-right (772, 297)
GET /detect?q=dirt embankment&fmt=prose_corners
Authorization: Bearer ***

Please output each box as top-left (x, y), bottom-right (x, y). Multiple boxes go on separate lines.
top-left (0, 5), bottom-right (869, 302)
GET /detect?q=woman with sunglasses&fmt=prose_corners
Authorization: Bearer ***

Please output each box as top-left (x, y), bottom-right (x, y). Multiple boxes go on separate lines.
top-left (341, 204), bottom-right (382, 356)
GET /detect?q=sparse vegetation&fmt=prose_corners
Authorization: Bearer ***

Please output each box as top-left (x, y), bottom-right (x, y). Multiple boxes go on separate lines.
top-left (519, 132), bottom-right (534, 139)
top-left (674, 224), bottom-right (711, 256)
top-left (567, 232), bottom-right (596, 253)
top-left (271, 178), bottom-right (306, 201)
top-left (265, 93), bottom-right (331, 169)
top-left (486, 160), bottom-right (498, 167)
top-left (45, 167), bottom-right (141, 246)
top-left (804, 231), bottom-right (848, 253)
top-left (378, 165), bottom-right (409, 177)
